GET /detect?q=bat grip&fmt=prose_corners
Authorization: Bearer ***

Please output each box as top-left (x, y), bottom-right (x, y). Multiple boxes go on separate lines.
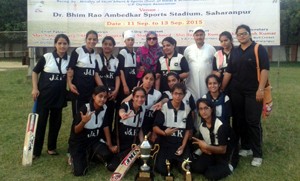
top-left (32, 101), bottom-right (38, 113)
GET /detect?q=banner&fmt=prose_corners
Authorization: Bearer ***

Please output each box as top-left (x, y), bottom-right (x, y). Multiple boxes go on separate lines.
top-left (28, 0), bottom-right (280, 47)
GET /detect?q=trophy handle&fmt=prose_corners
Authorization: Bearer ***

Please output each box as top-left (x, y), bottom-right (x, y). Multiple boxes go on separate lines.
top-left (181, 161), bottom-right (188, 172)
top-left (181, 158), bottom-right (192, 172)
top-left (181, 158), bottom-right (192, 181)
top-left (150, 144), bottom-right (160, 158)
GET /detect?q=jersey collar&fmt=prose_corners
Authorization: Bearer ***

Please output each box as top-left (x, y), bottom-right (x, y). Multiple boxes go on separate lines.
top-left (89, 100), bottom-right (104, 115)
top-left (82, 45), bottom-right (95, 54)
top-left (167, 100), bottom-right (185, 111)
top-left (163, 50), bottom-right (178, 59)
top-left (129, 100), bottom-right (143, 114)
top-left (123, 47), bottom-right (135, 55)
top-left (52, 51), bottom-right (68, 60)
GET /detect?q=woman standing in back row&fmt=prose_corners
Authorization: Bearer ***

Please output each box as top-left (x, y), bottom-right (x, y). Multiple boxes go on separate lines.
top-left (67, 30), bottom-right (103, 118)
top-left (117, 30), bottom-right (138, 105)
top-left (212, 31), bottom-right (234, 83)
top-left (136, 31), bottom-right (163, 85)
top-left (156, 37), bottom-right (189, 92)
top-left (32, 34), bottom-right (70, 157)
top-left (97, 36), bottom-right (120, 132)
top-left (222, 24), bottom-right (269, 167)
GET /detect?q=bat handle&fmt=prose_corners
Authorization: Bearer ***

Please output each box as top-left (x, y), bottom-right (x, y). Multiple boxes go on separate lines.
top-left (32, 101), bottom-right (38, 113)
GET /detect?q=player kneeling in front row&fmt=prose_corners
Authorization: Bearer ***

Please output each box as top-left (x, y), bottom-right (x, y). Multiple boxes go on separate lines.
top-left (107, 87), bottom-right (147, 171)
top-left (68, 86), bottom-right (118, 176)
top-left (153, 83), bottom-right (193, 175)
top-left (191, 98), bottom-right (238, 180)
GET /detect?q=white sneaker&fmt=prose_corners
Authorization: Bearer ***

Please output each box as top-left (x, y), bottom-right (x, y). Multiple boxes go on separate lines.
top-left (228, 164), bottom-right (234, 172)
top-left (251, 157), bottom-right (262, 167)
top-left (239, 149), bottom-right (253, 157)
top-left (67, 153), bottom-right (72, 166)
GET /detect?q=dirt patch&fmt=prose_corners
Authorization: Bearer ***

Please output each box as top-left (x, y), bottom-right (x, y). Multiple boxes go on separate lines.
top-left (0, 62), bottom-right (28, 70)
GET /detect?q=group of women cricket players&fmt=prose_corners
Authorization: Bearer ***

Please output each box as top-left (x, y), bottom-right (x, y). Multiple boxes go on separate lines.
top-left (31, 24), bottom-right (270, 180)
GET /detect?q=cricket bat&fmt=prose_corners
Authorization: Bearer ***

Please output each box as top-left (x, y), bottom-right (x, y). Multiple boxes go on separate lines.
top-left (22, 101), bottom-right (39, 166)
top-left (110, 145), bottom-right (140, 181)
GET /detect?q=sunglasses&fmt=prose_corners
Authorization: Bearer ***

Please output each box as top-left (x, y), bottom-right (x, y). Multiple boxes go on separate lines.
top-left (147, 37), bottom-right (157, 41)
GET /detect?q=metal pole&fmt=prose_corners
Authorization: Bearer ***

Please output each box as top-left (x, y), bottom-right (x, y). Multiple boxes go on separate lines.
top-left (27, 47), bottom-right (36, 79)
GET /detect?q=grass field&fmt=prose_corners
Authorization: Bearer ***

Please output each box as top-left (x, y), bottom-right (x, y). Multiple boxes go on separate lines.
top-left (0, 62), bottom-right (299, 181)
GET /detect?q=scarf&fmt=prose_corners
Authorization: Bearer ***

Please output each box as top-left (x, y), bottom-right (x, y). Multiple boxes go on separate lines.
top-left (136, 32), bottom-right (162, 73)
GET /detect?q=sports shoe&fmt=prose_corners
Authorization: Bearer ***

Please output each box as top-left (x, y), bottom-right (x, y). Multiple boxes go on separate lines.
top-left (228, 164), bottom-right (234, 172)
top-left (67, 153), bottom-right (72, 166)
top-left (251, 157), bottom-right (262, 167)
top-left (239, 149), bottom-right (253, 157)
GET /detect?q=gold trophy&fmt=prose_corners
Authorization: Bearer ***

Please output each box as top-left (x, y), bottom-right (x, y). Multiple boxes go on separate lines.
top-left (181, 158), bottom-right (192, 181)
top-left (135, 136), bottom-right (159, 181)
top-left (165, 159), bottom-right (174, 181)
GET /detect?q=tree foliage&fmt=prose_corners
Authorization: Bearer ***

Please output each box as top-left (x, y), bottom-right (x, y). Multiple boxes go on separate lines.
top-left (0, 0), bottom-right (27, 31)
top-left (280, 0), bottom-right (300, 45)
top-left (0, 0), bottom-right (27, 43)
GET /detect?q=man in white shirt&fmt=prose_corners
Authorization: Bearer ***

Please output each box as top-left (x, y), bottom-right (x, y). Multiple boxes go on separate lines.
top-left (184, 27), bottom-right (216, 101)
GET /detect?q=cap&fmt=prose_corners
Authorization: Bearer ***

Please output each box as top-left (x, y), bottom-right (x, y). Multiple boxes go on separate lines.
top-left (192, 27), bottom-right (205, 34)
top-left (123, 30), bottom-right (135, 41)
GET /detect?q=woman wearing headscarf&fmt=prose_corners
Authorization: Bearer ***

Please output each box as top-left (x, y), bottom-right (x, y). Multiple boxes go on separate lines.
top-left (136, 31), bottom-right (163, 84)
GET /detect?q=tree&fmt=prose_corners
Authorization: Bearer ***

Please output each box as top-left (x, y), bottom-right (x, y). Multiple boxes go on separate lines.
top-left (280, 0), bottom-right (300, 61)
top-left (0, 0), bottom-right (27, 43)
top-left (0, 1), bottom-right (27, 31)
top-left (280, 0), bottom-right (300, 45)
top-left (0, 1), bottom-right (27, 58)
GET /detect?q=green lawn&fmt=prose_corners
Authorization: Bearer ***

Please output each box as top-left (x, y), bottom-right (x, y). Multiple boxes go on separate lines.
top-left (0, 62), bottom-right (299, 181)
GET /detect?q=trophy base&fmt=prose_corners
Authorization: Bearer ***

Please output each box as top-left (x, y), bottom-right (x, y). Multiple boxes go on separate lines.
top-left (135, 171), bottom-right (153, 181)
top-left (165, 175), bottom-right (174, 181)
top-left (185, 174), bottom-right (192, 181)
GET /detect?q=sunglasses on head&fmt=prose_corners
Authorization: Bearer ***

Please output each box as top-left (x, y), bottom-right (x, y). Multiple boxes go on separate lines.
top-left (147, 37), bottom-right (157, 41)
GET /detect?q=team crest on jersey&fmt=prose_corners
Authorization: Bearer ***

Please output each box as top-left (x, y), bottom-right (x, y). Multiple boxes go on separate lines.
top-left (83, 69), bottom-right (95, 76)
top-left (145, 110), bottom-right (154, 118)
top-left (101, 72), bottom-right (114, 79)
top-left (87, 129), bottom-right (99, 138)
top-left (49, 74), bottom-right (65, 81)
top-left (162, 71), bottom-right (168, 76)
top-left (129, 69), bottom-right (136, 75)
top-left (171, 129), bottom-right (184, 138)
top-left (124, 128), bottom-right (137, 136)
